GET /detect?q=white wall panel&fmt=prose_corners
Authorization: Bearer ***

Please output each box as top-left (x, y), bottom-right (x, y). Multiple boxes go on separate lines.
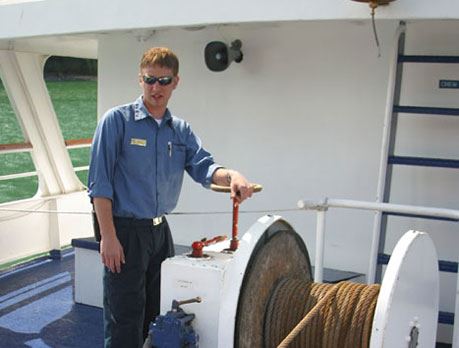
top-left (97, 20), bottom-right (398, 274)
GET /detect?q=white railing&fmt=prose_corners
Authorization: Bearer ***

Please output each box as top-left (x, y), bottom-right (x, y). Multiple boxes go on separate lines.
top-left (297, 197), bottom-right (459, 282)
top-left (297, 197), bottom-right (459, 346)
top-left (0, 139), bottom-right (91, 181)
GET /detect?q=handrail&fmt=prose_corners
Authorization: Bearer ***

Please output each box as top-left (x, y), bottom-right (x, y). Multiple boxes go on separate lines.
top-left (0, 138), bottom-right (92, 154)
top-left (0, 142), bottom-right (33, 154)
top-left (0, 171), bottom-right (37, 181)
top-left (0, 165), bottom-right (89, 182)
top-left (299, 198), bottom-right (459, 221)
top-left (64, 138), bottom-right (92, 149)
top-left (0, 138), bottom-right (92, 181)
top-left (297, 197), bottom-right (459, 283)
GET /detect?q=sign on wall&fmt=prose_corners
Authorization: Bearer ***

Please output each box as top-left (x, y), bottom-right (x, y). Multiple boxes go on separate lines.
top-left (439, 80), bottom-right (459, 89)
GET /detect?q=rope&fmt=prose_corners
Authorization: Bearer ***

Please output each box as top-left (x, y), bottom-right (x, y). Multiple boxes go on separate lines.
top-left (264, 279), bottom-right (380, 348)
top-left (276, 282), bottom-right (341, 348)
top-left (0, 207), bottom-right (300, 216)
top-left (371, 10), bottom-right (381, 58)
top-left (0, 206), bottom-right (301, 224)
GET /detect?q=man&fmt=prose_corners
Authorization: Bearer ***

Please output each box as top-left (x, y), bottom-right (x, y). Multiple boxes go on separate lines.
top-left (88, 47), bottom-right (253, 348)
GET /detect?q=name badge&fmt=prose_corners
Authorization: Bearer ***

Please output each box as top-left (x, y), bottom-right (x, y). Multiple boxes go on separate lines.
top-left (130, 138), bottom-right (147, 147)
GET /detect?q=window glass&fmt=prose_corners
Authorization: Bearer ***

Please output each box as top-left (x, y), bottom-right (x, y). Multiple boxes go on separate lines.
top-left (0, 80), bottom-right (23, 144)
top-left (0, 78), bottom-right (38, 203)
top-left (0, 57), bottom-right (98, 204)
top-left (68, 147), bottom-right (91, 186)
top-left (45, 57), bottom-right (97, 187)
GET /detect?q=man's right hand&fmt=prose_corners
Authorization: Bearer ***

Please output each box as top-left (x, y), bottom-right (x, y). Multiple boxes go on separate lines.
top-left (100, 234), bottom-right (125, 273)
top-left (93, 197), bottom-right (125, 273)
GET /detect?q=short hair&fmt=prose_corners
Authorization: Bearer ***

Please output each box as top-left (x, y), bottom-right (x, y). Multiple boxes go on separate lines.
top-left (140, 47), bottom-right (179, 76)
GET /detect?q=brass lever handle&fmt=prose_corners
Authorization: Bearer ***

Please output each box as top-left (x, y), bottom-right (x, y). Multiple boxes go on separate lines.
top-left (210, 183), bottom-right (263, 193)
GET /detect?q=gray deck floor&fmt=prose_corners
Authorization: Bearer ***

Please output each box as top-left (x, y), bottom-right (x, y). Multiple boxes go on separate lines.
top-left (0, 251), bottom-right (103, 348)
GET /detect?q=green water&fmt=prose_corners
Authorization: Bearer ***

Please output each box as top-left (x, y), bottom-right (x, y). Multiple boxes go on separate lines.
top-left (0, 80), bottom-right (97, 203)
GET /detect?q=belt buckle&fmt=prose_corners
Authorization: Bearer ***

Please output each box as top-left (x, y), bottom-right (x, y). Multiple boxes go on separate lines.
top-left (152, 216), bottom-right (163, 226)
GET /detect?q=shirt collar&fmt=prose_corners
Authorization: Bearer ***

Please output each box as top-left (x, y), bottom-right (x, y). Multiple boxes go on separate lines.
top-left (134, 96), bottom-right (172, 126)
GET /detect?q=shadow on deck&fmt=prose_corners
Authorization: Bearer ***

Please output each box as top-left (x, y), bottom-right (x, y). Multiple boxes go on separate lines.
top-left (0, 251), bottom-right (103, 348)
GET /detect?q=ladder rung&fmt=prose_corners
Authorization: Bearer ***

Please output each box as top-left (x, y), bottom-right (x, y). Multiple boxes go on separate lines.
top-left (439, 311), bottom-right (454, 325)
top-left (440, 260), bottom-right (459, 273)
top-left (398, 55), bottom-right (459, 64)
top-left (378, 253), bottom-right (458, 273)
top-left (388, 156), bottom-right (459, 169)
top-left (382, 211), bottom-right (459, 222)
top-left (377, 253), bottom-right (390, 265)
top-left (393, 105), bottom-right (459, 116)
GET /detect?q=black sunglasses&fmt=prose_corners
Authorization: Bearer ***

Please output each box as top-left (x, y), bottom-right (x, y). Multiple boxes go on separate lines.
top-left (142, 75), bottom-right (174, 86)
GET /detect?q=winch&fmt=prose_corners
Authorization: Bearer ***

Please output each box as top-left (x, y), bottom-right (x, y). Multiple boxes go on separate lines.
top-left (149, 184), bottom-right (439, 347)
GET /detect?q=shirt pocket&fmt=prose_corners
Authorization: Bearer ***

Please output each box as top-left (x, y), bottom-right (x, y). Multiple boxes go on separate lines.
top-left (122, 137), bottom-right (153, 177)
top-left (169, 143), bottom-right (186, 174)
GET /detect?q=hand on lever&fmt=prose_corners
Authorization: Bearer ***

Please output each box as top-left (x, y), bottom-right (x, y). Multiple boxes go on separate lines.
top-left (229, 171), bottom-right (254, 204)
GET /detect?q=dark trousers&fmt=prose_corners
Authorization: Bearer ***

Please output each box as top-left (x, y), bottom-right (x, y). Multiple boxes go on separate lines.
top-left (103, 217), bottom-right (175, 348)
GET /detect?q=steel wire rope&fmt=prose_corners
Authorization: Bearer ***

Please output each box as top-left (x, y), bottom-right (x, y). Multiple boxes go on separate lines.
top-left (0, 207), bottom-right (300, 216)
top-left (265, 279), bottom-right (380, 348)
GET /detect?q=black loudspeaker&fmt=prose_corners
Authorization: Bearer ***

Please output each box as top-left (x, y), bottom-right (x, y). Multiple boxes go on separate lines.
top-left (204, 39), bottom-right (243, 72)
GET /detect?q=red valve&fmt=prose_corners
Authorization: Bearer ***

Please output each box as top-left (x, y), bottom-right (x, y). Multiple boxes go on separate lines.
top-left (190, 235), bottom-right (227, 258)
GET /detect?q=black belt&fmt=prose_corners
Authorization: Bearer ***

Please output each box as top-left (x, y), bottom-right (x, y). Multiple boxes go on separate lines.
top-left (114, 215), bottom-right (164, 227)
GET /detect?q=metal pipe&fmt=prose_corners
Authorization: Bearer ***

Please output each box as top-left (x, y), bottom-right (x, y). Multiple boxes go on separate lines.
top-left (0, 171), bottom-right (37, 181)
top-left (0, 166), bottom-right (88, 181)
top-left (369, 21), bottom-right (407, 284)
top-left (314, 210), bottom-right (326, 283)
top-left (230, 198), bottom-right (239, 251)
top-left (298, 198), bottom-right (459, 221)
top-left (0, 142), bottom-right (33, 154)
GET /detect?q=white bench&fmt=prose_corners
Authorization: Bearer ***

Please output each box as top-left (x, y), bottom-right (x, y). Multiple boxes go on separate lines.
top-left (72, 237), bottom-right (103, 308)
top-left (71, 238), bottom-right (192, 308)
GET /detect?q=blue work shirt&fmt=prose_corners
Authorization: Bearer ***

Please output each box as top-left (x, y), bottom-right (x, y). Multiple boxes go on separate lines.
top-left (88, 96), bottom-right (222, 219)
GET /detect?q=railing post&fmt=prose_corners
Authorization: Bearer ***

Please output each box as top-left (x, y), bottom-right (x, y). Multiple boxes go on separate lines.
top-left (314, 208), bottom-right (327, 283)
top-left (48, 198), bottom-right (62, 259)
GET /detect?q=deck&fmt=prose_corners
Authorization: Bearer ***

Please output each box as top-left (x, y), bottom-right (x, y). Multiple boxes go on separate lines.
top-left (0, 250), bottom-right (102, 347)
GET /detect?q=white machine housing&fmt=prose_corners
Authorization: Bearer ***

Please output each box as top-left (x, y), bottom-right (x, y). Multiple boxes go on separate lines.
top-left (161, 214), bottom-right (282, 347)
